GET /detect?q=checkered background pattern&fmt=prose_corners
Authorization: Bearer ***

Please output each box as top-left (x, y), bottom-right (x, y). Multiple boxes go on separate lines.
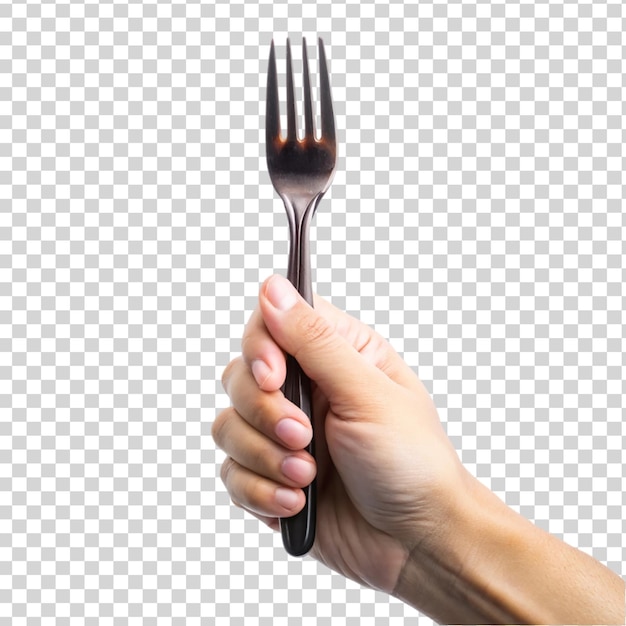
top-left (1, 0), bottom-right (624, 623)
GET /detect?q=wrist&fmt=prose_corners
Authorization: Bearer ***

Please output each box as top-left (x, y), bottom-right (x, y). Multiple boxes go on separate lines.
top-left (394, 471), bottom-right (625, 625)
top-left (393, 470), bottom-right (528, 624)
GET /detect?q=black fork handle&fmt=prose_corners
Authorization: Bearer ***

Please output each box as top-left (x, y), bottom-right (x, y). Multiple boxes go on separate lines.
top-left (280, 206), bottom-right (317, 556)
top-left (280, 355), bottom-right (316, 556)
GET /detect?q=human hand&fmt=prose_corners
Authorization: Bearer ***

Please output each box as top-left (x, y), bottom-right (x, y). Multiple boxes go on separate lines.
top-left (213, 274), bottom-right (472, 594)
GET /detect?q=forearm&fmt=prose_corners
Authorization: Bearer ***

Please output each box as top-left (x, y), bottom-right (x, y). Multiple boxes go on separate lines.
top-left (393, 474), bottom-right (625, 625)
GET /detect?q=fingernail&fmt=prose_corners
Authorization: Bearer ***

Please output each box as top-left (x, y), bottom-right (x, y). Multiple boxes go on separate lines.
top-left (275, 487), bottom-right (300, 510)
top-left (281, 456), bottom-right (316, 483)
top-left (251, 360), bottom-right (272, 388)
top-left (265, 275), bottom-right (298, 311)
top-left (275, 418), bottom-right (311, 447)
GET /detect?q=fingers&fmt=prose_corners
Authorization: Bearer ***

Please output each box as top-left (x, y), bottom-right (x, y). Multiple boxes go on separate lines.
top-left (240, 308), bottom-right (286, 392)
top-left (221, 356), bottom-right (312, 451)
top-left (212, 407), bottom-right (316, 490)
top-left (219, 456), bottom-right (306, 518)
top-left (215, 354), bottom-right (316, 519)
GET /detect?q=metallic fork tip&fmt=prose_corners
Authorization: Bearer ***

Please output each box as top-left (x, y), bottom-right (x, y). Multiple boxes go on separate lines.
top-left (318, 38), bottom-right (326, 58)
top-left (285, 38), bottom-right (297, 142)
top-left (266, 39), bottom-right (280, 143)
top-left (268, 40), bottom-right (276, 68)
top-left (317, 38), bottom-right (335, 141)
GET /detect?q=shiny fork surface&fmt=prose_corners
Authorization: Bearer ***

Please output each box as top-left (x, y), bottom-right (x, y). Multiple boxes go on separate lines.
top-left (265, 37), bottom-right (337, 556)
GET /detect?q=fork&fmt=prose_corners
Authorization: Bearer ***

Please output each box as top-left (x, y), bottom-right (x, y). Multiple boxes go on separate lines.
top-left (265, 37), bottom-right (337, 556)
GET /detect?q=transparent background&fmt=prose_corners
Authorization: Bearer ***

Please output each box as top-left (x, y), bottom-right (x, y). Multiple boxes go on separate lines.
top-left (1, 0), bottom-right (624, 624)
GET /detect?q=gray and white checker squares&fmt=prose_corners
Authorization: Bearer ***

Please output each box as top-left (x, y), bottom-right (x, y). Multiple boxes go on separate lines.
top-left (1, 0), bottom-right (624, 624)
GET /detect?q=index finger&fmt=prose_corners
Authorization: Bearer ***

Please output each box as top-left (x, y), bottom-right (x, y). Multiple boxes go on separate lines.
top-left (239, 294), bottom-right (341, 391)
top-left (240, 307), bottom-right (286, 391)
top-left (242, 286), bottom-right (420, 393)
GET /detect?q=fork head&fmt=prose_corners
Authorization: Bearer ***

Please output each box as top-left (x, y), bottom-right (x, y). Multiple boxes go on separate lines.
top-left (266, 37), bottom-right (337, 212)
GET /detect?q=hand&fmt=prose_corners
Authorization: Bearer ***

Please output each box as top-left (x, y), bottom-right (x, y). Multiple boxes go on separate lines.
top-left (212, 274), bottom-right (471, 594)
top-left (213, 275), bottom-right (625, 624)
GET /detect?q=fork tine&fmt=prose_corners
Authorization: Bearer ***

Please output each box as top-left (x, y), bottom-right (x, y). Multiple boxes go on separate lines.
top-left (318, 38), bottom-right (335, 143)
top-left (302, 37), bottom-right (315, 139)
top-left (285, 38), bottom-right (297, 142)
top-left (266, 40), bottom-right (281, 143)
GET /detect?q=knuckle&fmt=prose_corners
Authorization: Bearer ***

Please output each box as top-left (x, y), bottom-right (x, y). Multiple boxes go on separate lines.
top-left (248, 392), bottom-right (272, 422)
top-left (243, 474), bottom-right (268, 510)
top-left (294, 314), bottom-right (335, 359)
top-left (211, 407), bottom-right (233, 447)
top-left (249, 442), bottom-right (271, 476)
top-left (220, 357), bottom-right (242, 394)
top-left (219, 456), bottom-right (235, 485)
top-left (239, 332), bottom-right (254, 358)
top-left (240, 308), bottom-right (263, 354)
top-left (221, 459), bottom-right (265, 512)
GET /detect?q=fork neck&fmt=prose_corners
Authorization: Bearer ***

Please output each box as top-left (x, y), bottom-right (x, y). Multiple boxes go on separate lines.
top-left (285, 196), bottom-right (319, 307)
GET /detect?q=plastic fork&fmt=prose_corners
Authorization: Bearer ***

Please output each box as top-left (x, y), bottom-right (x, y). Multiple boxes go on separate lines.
top-left (265, 37), bottom-right (337, 556)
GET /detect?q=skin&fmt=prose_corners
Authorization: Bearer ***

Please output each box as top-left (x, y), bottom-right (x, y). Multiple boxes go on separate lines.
top-left (213, 274), bottom-right (625, 624)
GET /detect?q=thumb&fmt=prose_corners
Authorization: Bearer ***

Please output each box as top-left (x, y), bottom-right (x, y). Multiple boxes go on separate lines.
top-left (259, 274), bottom-right (393, 412)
